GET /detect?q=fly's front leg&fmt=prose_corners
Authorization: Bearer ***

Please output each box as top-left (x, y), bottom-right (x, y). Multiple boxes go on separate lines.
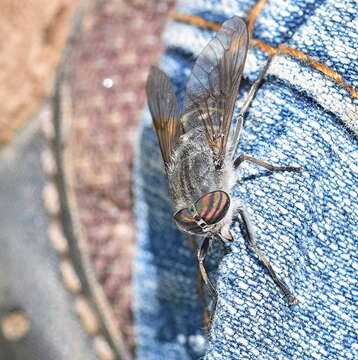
top-left (234, 154), bottom-right (301, 173)
top-left (197, 236), bottom-right (218, 326)
top-left (188, 235), bottom-right (211, 329)
top-left (237, 208), bottom-right (297, 305)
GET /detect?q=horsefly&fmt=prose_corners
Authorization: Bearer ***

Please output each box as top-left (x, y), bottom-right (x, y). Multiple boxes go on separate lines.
top-left (146, 16), bottom-right (301, 320)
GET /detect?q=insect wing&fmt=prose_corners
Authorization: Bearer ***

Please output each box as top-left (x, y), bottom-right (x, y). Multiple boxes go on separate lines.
top-left (146, 66), bottom-right (182, 168)
top-left (182, 16), bottom-right (248, 161)
top-left (195, 191), bottom-right (230, 225)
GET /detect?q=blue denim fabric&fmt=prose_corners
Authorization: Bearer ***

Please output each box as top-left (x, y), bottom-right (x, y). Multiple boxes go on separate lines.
top-left (133, 1), bottom-right (358, 359)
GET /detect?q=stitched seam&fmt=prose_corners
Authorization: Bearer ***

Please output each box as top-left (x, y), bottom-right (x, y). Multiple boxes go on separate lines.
top-left (246, 0), bottom-right (270, 34)
top-left (171, 13), bottom-right (358, 100)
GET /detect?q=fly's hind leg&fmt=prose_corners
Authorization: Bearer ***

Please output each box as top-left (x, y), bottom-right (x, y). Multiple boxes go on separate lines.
top-left (230, 55), bottom-right (274, 156)
top-left (238, 55), bottom-right (274, 118)
top-left (231, 56), bottom-right (302, 173)
top-left (237, 208), bottom-right (297, 305)
top-left (234, 154), bottom-right (301, 173)
top-left (197, 236), bottom-right (218, 328)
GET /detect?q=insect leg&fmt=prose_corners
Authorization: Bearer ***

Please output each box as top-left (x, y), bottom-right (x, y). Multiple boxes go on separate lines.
top-left (239, 55), bottom-right (274, 119)
top-left (187, 236), bottom-right (211, 328)
top-left (197, 266), bottom-right (211, 330)
top-left (230, 55), bottom-right (274, 157)
top-left (238, 208), bottom-right (297, 305)
top-left (234, 154), bottom-right (301, 173)
top-left (197, 236), bottom-right (218, 322)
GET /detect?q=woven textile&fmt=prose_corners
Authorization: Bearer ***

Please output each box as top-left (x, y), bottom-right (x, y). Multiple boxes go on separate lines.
top-left (133, 1), bottom-right (358, 359)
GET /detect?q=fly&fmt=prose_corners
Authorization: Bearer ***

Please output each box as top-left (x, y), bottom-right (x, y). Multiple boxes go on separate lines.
top-left (146, 16), bottom-right (301, 321)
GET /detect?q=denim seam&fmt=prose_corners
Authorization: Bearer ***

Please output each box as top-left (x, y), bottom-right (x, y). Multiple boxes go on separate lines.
top-left (171, 13), bottom-right (358, 100)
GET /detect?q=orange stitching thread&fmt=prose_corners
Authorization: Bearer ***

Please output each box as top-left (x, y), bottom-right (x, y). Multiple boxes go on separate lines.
top-left (250, 39), bottom-right (277, 55)
top-left (246, 0), bottom-right (270, 34)
top-left (277, 44), bottom-right (358, 98)
top-left (170, 13), bottom-right (358, 99)
top-left (171, 13), bottom-right (220, 31)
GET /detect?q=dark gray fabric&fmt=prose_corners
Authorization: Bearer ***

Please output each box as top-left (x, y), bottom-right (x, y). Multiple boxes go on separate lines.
top-left (0, 118), bottom-right (98, 360)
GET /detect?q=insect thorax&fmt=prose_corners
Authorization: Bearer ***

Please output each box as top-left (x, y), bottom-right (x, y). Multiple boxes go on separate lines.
top-left (168, 128), bottom-right (231, 211)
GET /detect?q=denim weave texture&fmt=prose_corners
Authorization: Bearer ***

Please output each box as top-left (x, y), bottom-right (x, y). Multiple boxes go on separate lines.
top-left (133, 0), bottom-right (358, 359)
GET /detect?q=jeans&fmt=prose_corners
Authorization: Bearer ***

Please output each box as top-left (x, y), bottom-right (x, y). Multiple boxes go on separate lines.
top-left (133, 0), bottom-right (358, 359)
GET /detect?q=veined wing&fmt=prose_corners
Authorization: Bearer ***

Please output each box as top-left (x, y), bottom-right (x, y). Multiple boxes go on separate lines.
top-left (146, 66), bottom-right (182, 168)
top-left (182, 16), bottom-right (248, 165)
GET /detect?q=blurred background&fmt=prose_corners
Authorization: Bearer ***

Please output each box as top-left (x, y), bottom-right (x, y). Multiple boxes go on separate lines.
top-left (0, 0), bottom-right (175, 359)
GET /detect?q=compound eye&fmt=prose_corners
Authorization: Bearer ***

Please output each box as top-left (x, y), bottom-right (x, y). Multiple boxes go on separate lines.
top-left (173, 208), bottom-right (202, 234)
top-left (195, 191), bottom-right (230, 225)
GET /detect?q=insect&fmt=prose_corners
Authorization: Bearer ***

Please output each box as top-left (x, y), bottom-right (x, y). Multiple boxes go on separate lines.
top-left (146, 16), bottom-right (301, 318)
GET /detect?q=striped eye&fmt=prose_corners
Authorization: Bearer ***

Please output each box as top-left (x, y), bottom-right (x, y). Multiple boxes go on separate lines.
top-left (173, 191), bottom-right (230, 234)
top-left (195, 191), bottom-right (230, 225)
top-left (173, 207), bottom-right (202, 233)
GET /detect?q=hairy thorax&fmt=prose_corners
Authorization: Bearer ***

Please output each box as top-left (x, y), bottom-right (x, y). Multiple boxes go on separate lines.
top-left (168, 127), bottom-right (237, 212)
